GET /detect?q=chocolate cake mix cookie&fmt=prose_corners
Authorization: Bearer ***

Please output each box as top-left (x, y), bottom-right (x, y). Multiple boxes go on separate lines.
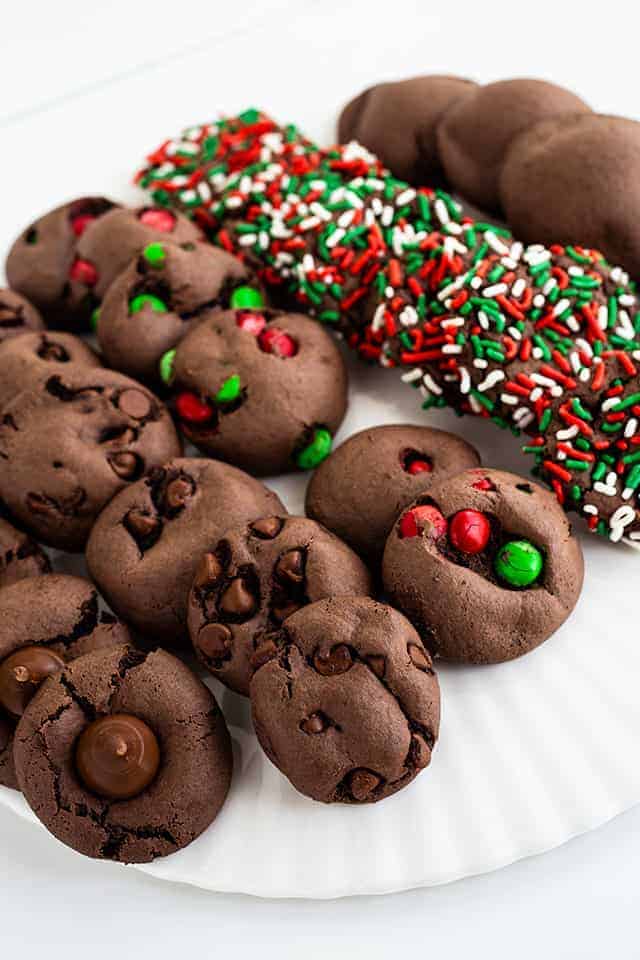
top-left (382, 468), bottom-right (584, 664)
top-left (0, 331), bottom-right (101, 410)
top-left (305, 424), bottom-right (480, 564)
top-left (189, 515), bottom-right (373, 696)
top-left (0, 368), bottom-right (181, 551)
top-left (5, 197), bottom-right (119, 328)
top-left (0, 289), bottom-right (44, 343)
top-left (14, 644), bottom-right (232, 862)
top-left (0, 574), bottom-right (130, 790)
top-left (86, 457), bottom-right (285, 646)
top-left (250, 596), bottom-right (440, 803)
top-left (338, 75), bottom-right (477, 185)
top-left (437, 79), bottom-right (591, 211)
top-left (500, 113), bottom-right (640, 277)
top-left (167, 307), bottom-right (348, 474)
top-left (97, 239), bottom-right (261, 382)
top-left (0, 516), bottom-right (50, 589)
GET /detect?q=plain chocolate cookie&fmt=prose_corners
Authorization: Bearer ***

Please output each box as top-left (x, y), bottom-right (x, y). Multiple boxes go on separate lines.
top-left (14, 644), bottom-right (232, 862)
top-left (437, 78), bottom-right (591, 210)
top-left (189, 515), bottom-right (374, 696)
top-left (250, 596), bottom-right (440, 804)
top-left (338, 74), bottom-right (477, 185)
top-left (0, 368), bottom-right (181, 551)
top-left (0, 515), bottom-right (50, 589)
top-left (86, 457), bottom-right (285, 646)
top-left (382, 468), bottom-right (584, 663)
top-left (97, 238), bottom-right (259, 382)
top-left (0, 289), bottom-right (44, 343)
top-left (500, 113), bottom-right (640, 277)
top-left (305, 424), bottom-right (480, 565)
top-left (0, 331), bottom-right (101, 410)
top-left (5, 197), bottom-right (119, 328)
top-left (0, 574), bottom-right (130, 789)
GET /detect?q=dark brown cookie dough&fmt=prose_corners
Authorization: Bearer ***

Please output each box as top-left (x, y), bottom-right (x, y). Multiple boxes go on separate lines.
top-left (0, 574), bottom-right (130, 790)
top-left (86, 457), bottom-right (285, 647)
top-left (14, 644), bottom-right (232, 862)
top-left (382, 468), bottom-right (584, 664)
top-left (305, 424), bottom-right (480, 565)
top-left (500, 113), bottom-right (640, 277)
top-left (189, 515), bottom-right (373, 696)
top-left (5, 197), bottom-right (119, 329)
top-left (437, 78), bottom-right (591, 211)
top-left (250, 596), bottom-right (440, 803)
top-left (0, 515), bottom-right (50, 589)
top-left (0, 331), bottom-right (101, 410)
top-left (97, 239), bottom-right (259, 383)
top-left (0, 289), bottom-right (44, 343)
top-left (168, 307), bottom-right (348, 475)
top-left (338, 75), bottom-right (477, 185)
top-left (0, 368), bottom-right (181, 551)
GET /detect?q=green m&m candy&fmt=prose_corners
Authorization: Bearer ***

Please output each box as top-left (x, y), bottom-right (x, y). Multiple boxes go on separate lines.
top-left (494, 539), bottom-right (543, 588)
top-left (295, 428), bottom-right (332, 470)
top-left (214, 374), bottom-right (241, 405)
top-left (90, 306), bottom-right (101, 333)
top-left (230, 285), bottom-right (265, 309)
top-left (129, 293), bottom-right (168, 315)
top-left (142, 242), bottom-right (166, 267)
top-left (158, 348), bottom-right (176, 385)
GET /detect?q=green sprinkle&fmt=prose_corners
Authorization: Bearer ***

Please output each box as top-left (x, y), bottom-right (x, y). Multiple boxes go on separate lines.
top-left (230, 285), bottom-right (265, 309)
top-left (564, 459), bottom-right (590, 472)
top-left (143, 242), bottom-right (166, 267)
top-left (129, 294), bottom-right (168, 315)
top-left (609, 391), bottom-right (640, 412)
top-left (601, 421), bottom-right (623, 433)
top-left (624, 464), bottom-right (640, 491)
top-left (572, 398), bottom-right (593, 421)
top-left (570, 485), bottom-right (582, 501)
top-left (158, 348), bottom-right (176, 385)
top-left (90, 307), bottom-right (100, 333)
top-left (622, 450), bottom-right (640, 466)
top-left (592, 461), bottom-right (607, 481)
top-left (607, 296), bottom-right (618, 329)
top-left (296, 428), bottom-right (332, 470)
top-left (539, 408), bottom-right (552, 432)
top-left (470, 389), bottom-right (494, 412)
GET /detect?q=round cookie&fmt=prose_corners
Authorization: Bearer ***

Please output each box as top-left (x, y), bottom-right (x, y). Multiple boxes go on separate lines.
top-left (437, 79), bottom-right (591, 211)
top-left (0, 331), bottom-right (101, 410)
top-left (0, 515), bottom-right (50, 589)
top-left (5, 197), bottom-right (119, 328)
top-left (0, 574), bottom-right (131, 790)
top-left (189, 515), bottom-right (374, 696)
top-left (0, 368), bottom-right (181, 551)
top-left (97, 239), bottom-right (261, 382)
top-left (0, 289), bottom-right (44, 343)
top-left (382, 468), bottom-right (584, 664)
top-left (167, 307), bottom-right (348, 475)
top-left (305, 424), bottom-right (480, 565)
top-left (14, 644), bottom-right (232, 862)
top-left (500, 113), bottom-right (640, 277)
top-left (86, 458), bottom-right (285, 647)
top-left (250, 596), bottom-right (440, 803)
top-left (338, 74), bottom-right (477, 185)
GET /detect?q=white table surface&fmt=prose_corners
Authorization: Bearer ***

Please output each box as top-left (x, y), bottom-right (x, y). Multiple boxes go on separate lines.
top-left (1, 1), bottom-right (640, 954)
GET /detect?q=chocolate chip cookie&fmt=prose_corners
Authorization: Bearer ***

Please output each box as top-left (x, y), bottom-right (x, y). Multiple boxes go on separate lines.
top-left (0, 331), bottom-right (101, 410)
top-left (14, 644), bottom-right (232, 862)
top-left (0, 289), bottom-right (44, 343)
top-left (250, 596), bottom-right (440, 803)
top-left (382, 468), bottom-right (584, 663)
top-left (0, 574), bottom-right (130, 789)
top-left (0, 515), bottom-right (50, 589)
top-left (86, 458), bottom-right (285, 646)
top-left (0, 368), bottom-right (181, 551)
top-left (189, 515), bottom-right (373, 695)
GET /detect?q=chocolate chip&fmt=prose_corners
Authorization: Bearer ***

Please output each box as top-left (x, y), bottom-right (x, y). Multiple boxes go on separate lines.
top-left (125, 509), bottom-right (160, 539)
top-left (271, 600), bottom-right (303, 623)
top-left (250, 516), bottom-right (284, 539)
top-left (313, 644), bottom-right (353, 676)
top-left (165, 477), bottom-right (193, 510)
top-left (365, 654), bottom-right (386, 678)
top-left (251, 635), bottom-right (279, 671)
top-left (275, 549), bottom-right (304, 584)
top-left (38, 341), bottom-right (69, 362)
top-left (411, 732), bottom-right (431, 770)
top-left (194, 552), bottom-right (223, 589)
top-left (26, 493), bottom-right (57, 517)
top-left (408, 643), bottom-right (431, 672)
top-left (300, 712), bottom-right (328, 734)
top-left (219, 578), bottom-right (256, 618)
top-left (198, 622), bottom-right (232, 659)
top-left (118, 389), bottom-right (152, 420)
top-left (349, 769), bottom-right (381, 801)
top-left (108, 452), bottom-right (141, 480)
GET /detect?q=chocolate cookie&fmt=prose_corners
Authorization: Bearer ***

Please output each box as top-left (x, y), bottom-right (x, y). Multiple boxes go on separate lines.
top-left (0, 515), bottom-right (50, 589)
top-left (189, 515), bottom-right (373, 696)
top-left (0, 331), bottom-right (101, 410)
top-left (382, 468), bottom-right (584, 663)
top-left (0, 574), bottom-right (130, 789)
top-left (305, 424), bottom-right (480, 565)
top-left (437, 79), bottom-right (591, 211)
top-left (167, 307), bottom-right (348, 474)
top-left (97, 239), bottom-right (260, 382)
top-left (250, 596), bottom-right (440, 803)
top-left (500, 113), bottom-right (640, 278)
top-left (0, 289), bottom-right (44, 343)
top-left (14, 644), bottom-right (232, 861)
top-left (5, 197), bottom-right (119, 328)
top-left (338, 75), bottom-right (477, 185)
top-left (0, 368), bottom-right (181, 551)
top-left (86, 457), bottom-right (285, 646)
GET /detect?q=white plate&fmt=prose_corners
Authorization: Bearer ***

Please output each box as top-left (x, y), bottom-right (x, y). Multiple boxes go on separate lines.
top-left (1, 349), bottom-right (639, 898)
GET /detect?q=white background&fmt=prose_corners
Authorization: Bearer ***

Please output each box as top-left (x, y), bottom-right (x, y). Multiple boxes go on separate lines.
top-left (1, 1), bottom-right (640, 955)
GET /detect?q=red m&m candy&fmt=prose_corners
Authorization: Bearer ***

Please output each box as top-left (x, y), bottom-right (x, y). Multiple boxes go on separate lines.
top-left (175, 391), bottom-right (213, 425)
top-left (139, 209), bottom-right (176, 232)
top-left (236, 311), bottom-right (266, 336)
top-left (472, 477), bottom-right (496, 492)
top-left (448, 510), bottom-right (490, 554)
top-left (70, 214), bottom-right (96, 237)
top-left (69, 257), bottom-right (98, 286)
top-left (258, 327), bottom-right (297, 358)
top-left (399, 505), bottom-right (447, 540)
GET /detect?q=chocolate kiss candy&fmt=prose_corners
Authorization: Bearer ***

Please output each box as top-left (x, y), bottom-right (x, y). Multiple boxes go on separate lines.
top-left (0, 646), bottom-right (65, 717)
top-left (194, 552), bottom-right (223, 589)
top-left (198, 623), bottom-right (232, 659)
top-left (250, 516), bottom-right (283, 539)
top-left (349, 769), bottom-right (381, 801)
top-left (219, 578), bottom-right (256, 617)
top-left (275, 549), bottom-right (304, 584)
top-left (75, 713), bottom-right (161, 800)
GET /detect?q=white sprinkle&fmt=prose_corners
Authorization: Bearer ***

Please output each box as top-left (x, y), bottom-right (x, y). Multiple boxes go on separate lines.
top-left (598, 305), bottom-right (608, 331)
top-left (501, 256), bottom-right (518, 270)
top-left (567, 316), bottom-right (580, 333)
top-left (483, 283), bottom-right (508, 298)
top-left (512, 278), bottom-right (526, 299)
top-left (543, 278), bottom-right (557, 296)
top-left (401, 368), bottom-right (422, 384)
top-left (238, 233), bottom-right (257, 247)
top-left (337, 210), bottom-right (355, 229)
top-left (515, 409), bottom-right (535, 428)
top-left (507, 326), bottom-right (522, 341)
top-left (485, 232), bottom-right (511, 255)
top-left (532, 347), bottom-right (544, 360)
top-left (298, 216), bottom-right (321, 231)
top-left (556, 425), bottom-right (578, 440)
top-left (469, 394), bottom-right (483, 414)
top-left (533, 294), bottom-right (546, 308)
top-left (501, 393), bottom-right (519, 406)
top-left (423, 374), bottom-right (443, 396)
top-left (478, 370), bottom-right (505, 392)
top-left (579, 369), bottom-right (591, 383)
top-left (434, 198), bottom-right (450, 224)
top-left (624, 418), bottom-right (638, 438)
top-left (442, 344), bottom-right (462, 355)
top-left (602, 397), bottom-right (621, 412)
top-left (478, 311), bottom-right (490, 331)
top-left (510, 242), bottom-right (524, 261)
top-left (593, 482), bottom-right (617, 497)
top-left (437, 276), bottom-right (466, 302)
top-left (326, 228), bottom-right (345, 249)
top-left (459, 367), bottom-right (471, 394)
top-left (473, 358), bottom-right (488, 369)
top-left (583, 504), bottom-right (598, 516)
top-left (381, 206), bottom-right (394, 227)
top-left (530, 387), bottom-right (543, 402)
top-left (553, 298), bottom-right (571, 317)
top-left (470, 276), bottom-right (483, 290)
top-left (396, 188), bottom-right (416, 205)
top-left (399, 306), bottom-right (418, 328)
top-left (607, 472), bottom-right (618, 487)
top-left (620, 294), bottom-right (636, 307)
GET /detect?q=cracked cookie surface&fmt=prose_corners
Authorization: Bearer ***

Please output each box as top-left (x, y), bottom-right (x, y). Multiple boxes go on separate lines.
top-left (0, 515), bottom-right (50, 590)
top-left (189, 515), bottom-right (373, 696)
top-left (14, 644), bottom-right (232, 862)
top-left (0, 331), bottom-right (101, 410)
top-left (0, 289), bottom-right (44, 344)
top-left (250, 596), bottom-right (440, 803)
